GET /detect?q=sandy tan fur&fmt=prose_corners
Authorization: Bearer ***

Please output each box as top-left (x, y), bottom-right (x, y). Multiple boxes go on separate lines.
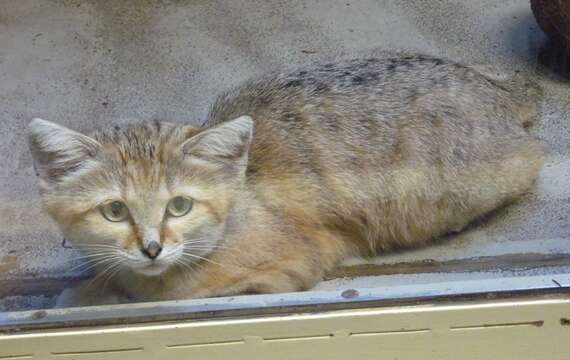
top-left (28, 52), bottom-right (544, 305)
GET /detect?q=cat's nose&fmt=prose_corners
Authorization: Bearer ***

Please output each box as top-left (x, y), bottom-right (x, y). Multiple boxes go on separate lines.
top-left (142, 241), bottom-right (162, 259)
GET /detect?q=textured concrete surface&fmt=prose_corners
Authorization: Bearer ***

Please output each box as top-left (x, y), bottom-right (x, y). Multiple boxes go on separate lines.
top-left (0, 0), bottom-right (569, 309)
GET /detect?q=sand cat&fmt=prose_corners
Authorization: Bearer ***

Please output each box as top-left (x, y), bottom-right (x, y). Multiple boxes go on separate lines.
top-left (28, 52), bottom-right (544, 306)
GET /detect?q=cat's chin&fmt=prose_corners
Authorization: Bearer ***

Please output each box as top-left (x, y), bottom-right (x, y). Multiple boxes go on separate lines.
top-left (131, 262), bottom-right (171, 277)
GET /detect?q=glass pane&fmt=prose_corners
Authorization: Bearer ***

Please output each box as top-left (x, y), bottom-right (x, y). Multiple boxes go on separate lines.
top-left (0, 0), bottom-right (568, 318)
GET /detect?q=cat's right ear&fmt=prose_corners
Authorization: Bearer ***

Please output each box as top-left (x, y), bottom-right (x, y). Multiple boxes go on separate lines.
top-left (28, 118), bottom-right (102, 186)
top-left (181, 115), bottom-right (254, 169)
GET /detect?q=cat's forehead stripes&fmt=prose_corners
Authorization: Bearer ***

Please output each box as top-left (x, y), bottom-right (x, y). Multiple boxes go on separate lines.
top-left (96, 121), bottom-right (176, 163)
top-left (92, 122), bottom-right (191, 199)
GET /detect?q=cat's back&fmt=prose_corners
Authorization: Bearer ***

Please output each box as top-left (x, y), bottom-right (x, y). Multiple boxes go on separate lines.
top-left (206, 53), bottom-right (543, 250)
top-left (209, 53), bottom-right (477, 125)
top-left (207, 53), bottom-right (540, 174)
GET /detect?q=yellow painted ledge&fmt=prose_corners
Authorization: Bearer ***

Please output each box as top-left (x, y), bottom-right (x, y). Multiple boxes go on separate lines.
top-left (1, 296), bottom-right (569, 359)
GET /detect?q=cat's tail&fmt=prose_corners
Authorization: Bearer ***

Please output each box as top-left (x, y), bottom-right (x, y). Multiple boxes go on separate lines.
top-left (472, 65), bottom-right (543, 128)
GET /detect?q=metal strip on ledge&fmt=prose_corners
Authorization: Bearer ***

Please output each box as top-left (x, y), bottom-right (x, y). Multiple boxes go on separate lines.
top-left (1, 273), bottom-right (569, 332)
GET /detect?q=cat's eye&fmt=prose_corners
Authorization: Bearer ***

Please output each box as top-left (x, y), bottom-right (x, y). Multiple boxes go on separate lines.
top-left (100, 201), bottom-right (130, 222)
top-left (166, 196), bottom-right (193, 217)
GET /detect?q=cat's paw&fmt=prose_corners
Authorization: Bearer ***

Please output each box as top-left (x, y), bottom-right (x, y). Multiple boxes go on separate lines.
top-left (54, 288), bottom-right (79, 308)
top-left (54, 286), bottom-right (122, 308)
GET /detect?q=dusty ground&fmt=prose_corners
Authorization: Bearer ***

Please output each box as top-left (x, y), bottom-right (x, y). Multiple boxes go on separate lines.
top-left (0, 0), bottom-right (569, 311)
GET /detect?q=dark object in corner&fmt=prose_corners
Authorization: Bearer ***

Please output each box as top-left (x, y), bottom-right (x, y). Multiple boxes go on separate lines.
top-left (531, 0), bottom-right (570, 78)
top-left (531, 0), bottom-right (570, 51)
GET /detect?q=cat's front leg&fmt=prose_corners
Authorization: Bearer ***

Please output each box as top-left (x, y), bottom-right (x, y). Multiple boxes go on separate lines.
top-left (54, 280), bottom-right (124, 308)
top-left (188, 228), bottom-right (346, 299)
top-left (188, 263), bottom-right (322, 299)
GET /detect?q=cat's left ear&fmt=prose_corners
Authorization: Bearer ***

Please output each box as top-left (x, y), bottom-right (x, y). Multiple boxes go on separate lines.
top-left (182, 115), bottom-right (254, 168)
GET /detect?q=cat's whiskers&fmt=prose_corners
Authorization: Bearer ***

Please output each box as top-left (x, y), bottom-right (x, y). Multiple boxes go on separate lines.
top-left (101, 263), bottom-right (124, 293)
top-left (73, 244), bottom-right (125, 251)
top-left (64, 248), bottom-right (124, 271)
top-left (182, 237), bottom-right (228, 251)
top-left (180, 252), bottom-right (224, 267)
top-left (177, 254), bottom-right (209, 273)
top-left (181, 236), bottom-right (253, 266)
top-left (71, 250), bottom-right (116, 258)
top-left (69, 246), bottom-right (127, 290)
top-left (174, 258), bottom-right (198, 281)
top-left (184, 246), bottom-right (244, 264)
top-left (64, 254), bottom-right (117, 269)
top-left (75, 243), bottom-right (120, 247)
top-left (84, 258), bottom-right (124, 292)
top-left (72, 250), bottom-right (119, 256)
top-left (181, 236), bottom-right (240, 266)
top-left (68, 255), bottom-right (123, 273)
top-left (183, 241), bottom-right (248, 261)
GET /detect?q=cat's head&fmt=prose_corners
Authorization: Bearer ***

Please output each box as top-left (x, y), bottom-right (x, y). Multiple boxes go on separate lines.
top-left (28, 116), bottom-right (253, 276)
